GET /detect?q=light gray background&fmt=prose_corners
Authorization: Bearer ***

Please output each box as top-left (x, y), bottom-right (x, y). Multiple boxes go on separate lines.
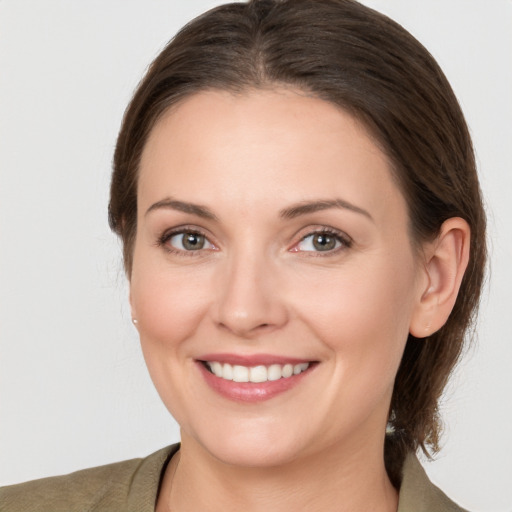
top-left (1, 1), bottom-right (511, 510)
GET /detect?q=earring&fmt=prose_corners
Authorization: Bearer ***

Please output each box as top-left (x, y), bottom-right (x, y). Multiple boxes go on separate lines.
top-left (132, 318), bottom-right (138, 325)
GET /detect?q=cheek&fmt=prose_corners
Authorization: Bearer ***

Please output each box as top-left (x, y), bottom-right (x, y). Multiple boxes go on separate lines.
top-left (129, 260), bottom-right (213, 421)
top-left (130, 260), bottom-right (212, 346)
top-left (293, 255), bottom-right (417, 365)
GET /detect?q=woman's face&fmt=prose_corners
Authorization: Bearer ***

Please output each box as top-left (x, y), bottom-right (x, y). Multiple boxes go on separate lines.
top-left (130, 88), bottom-right (427, 467)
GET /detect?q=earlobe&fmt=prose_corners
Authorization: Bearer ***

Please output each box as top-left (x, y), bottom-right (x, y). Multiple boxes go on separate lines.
top-left (409, 217), bottom-right (470, 338)
top-left (129, 289), bottom-right (138, 329)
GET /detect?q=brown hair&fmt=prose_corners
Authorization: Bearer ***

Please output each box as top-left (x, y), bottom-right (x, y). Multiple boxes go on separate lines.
top-left (109, 0), bottom-right (486, 485)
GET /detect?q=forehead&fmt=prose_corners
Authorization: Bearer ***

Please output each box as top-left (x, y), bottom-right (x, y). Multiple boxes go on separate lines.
top-left (138, 88), bottom-right (405, 225)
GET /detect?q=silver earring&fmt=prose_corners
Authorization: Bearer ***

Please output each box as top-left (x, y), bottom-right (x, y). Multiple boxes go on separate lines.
top-left (132, 318), bottom-right (138, 325)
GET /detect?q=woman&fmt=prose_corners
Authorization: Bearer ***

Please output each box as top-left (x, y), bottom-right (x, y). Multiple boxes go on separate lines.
top-left (0, 0), bottom-right (488, 510)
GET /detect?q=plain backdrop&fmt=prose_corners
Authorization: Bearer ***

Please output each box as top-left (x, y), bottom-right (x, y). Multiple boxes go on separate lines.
top-left (1, 1), bottom-right (511, 510)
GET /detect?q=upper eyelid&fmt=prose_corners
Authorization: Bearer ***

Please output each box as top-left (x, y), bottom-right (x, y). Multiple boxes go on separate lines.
top-left (157, 225), bottom-right (216, 250)
top-left (157, 228), bottom-right (217, 257)
top-left (291, 227), bottom-right (353, 254)
top-left (295, 226), bottom-right (352, 243)
top-left (156, 224), bottom-right (352, 250)
top-left (160, 225), bottom-right (212, 241)
top-left (301, 227), bottom-right (346, 238)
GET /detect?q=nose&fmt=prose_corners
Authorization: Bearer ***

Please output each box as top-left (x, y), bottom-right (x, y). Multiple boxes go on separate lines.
top-left (212, 252), bottom-right (289, 338)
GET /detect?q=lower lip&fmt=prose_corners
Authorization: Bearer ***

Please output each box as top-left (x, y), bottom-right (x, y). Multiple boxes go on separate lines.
top-left (196, 362), bottom-right (314, 402)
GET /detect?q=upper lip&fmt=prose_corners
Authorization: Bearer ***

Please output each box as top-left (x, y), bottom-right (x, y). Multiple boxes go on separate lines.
top-left (197, 353), bottom-right (314, 366)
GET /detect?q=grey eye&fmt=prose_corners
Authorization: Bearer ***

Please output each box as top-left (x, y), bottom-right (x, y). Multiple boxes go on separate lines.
top-left (169, 232), bottom-right (211, 251)
top-left (297, 233), bottom-right (342, 252)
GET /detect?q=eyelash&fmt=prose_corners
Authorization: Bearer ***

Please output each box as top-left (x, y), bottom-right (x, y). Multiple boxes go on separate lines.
top-left (294, 228), bottom-right (352, 256)
top-left (157, 227), bottom-right (214, 257)
top-left (156, 226), bottom-right (352, 257)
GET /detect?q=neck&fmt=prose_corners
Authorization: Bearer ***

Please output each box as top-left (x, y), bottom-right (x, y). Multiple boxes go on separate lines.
top-left (157, 433), bottom-right (398, 512)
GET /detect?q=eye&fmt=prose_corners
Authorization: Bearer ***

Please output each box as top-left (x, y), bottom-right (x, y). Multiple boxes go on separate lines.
top-left (166, 231), bottom-right (215, 252)
top-left (295, 231), bottom-right (348, 253)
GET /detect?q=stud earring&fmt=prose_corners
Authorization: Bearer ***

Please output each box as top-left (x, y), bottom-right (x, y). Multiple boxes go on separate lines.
top-left (132, 318), bottom-right (138, 325)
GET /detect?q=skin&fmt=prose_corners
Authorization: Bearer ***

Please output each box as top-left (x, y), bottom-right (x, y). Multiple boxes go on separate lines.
top-left (129, 88), bottom-right (470, 512)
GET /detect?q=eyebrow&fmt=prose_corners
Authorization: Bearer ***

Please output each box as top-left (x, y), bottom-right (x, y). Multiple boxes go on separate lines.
top-left (145, 197), bottom-right (372, 222)
top-left (279, 199), bottom-right (373, 221)
top-left (145, 198), bottom-right (218, 220)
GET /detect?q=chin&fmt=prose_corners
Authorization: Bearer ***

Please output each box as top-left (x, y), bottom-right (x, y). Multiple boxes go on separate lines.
top-left (186, 421), bottom-right (305, 469)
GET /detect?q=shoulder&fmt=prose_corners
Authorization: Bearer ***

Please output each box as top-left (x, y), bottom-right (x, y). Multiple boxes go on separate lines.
top-left (0, 444), bottom-right (178, 512)
top-left (398, 453), bottom-right (469, 512)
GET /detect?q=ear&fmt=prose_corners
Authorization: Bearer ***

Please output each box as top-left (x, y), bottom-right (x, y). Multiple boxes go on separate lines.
top-left (129, 288), bottom-right (139, 329)
top-left (409, 217), bottom-right (470, 338)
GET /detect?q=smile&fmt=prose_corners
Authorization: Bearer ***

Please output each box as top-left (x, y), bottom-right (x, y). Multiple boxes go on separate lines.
top-left (197, 356), bottom-right (316, 402)
top-left (204, 361), bottom-right (310, 383)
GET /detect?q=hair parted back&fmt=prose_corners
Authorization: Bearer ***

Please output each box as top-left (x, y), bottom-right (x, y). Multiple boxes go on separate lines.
top-left (109, 0), bottom-right (486, 485)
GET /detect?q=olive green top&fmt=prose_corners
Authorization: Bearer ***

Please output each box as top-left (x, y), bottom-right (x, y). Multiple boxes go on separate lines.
top-left (0, 444), bottom-right (467, 511)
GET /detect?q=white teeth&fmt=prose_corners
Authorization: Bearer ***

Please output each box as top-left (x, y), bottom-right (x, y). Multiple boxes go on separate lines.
top-left (222, 363), bottom-right (233, 381)
top-left (211, 361), bottom-right (223, 378)
top-left (282, 363), bottom-right (293, 378)
top-left (294, 362), bottom-right (309, 375)
top-left (249, 365), bottom-right (267, 383)
top-left (205, 361), bottom-right (310, 382)
top-left (267, 364), bottom-right (282, 381)
top-left (232, 365), bottom-right (249, 382)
